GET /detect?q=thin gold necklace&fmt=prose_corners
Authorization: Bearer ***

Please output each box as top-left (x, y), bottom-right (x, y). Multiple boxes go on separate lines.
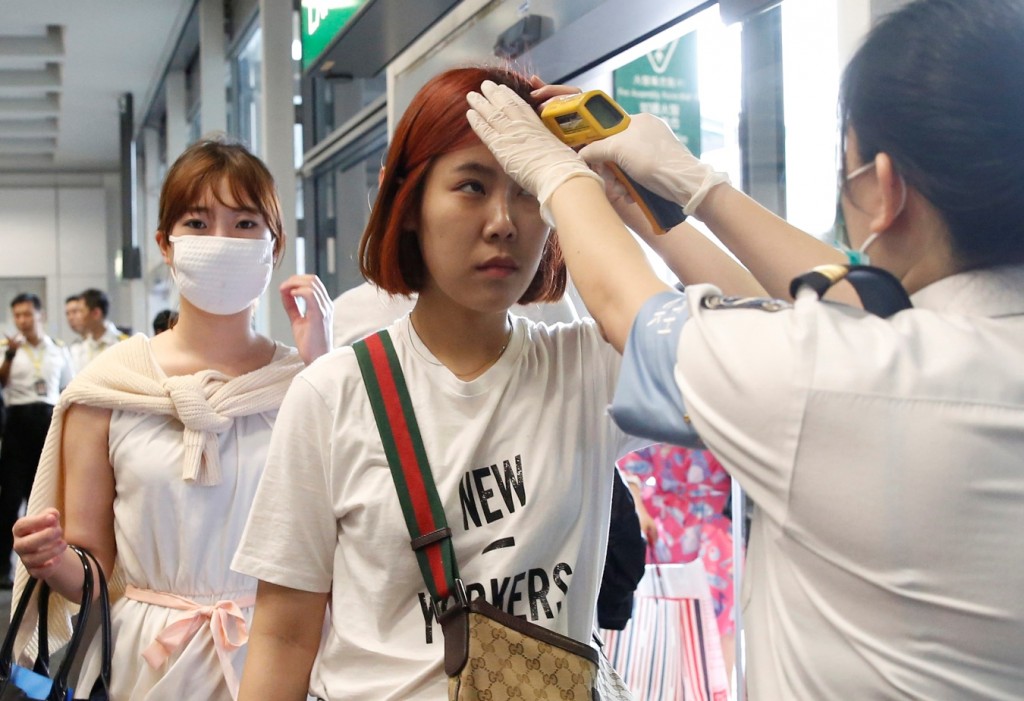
top-left (410, 314), bottom-right (512, 379)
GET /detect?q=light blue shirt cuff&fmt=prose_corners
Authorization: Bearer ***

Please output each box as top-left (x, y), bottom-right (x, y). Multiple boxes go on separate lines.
top-left (609, 290), bottom-right (703, 448)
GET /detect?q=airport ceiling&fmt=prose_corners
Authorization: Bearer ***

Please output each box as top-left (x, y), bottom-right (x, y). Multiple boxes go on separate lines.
top-left (0, 0), bottom-right (193, 175)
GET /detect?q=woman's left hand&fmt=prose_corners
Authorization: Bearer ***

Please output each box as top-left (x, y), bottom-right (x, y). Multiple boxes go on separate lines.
top-left (279, 274), bottom-right (333, 365)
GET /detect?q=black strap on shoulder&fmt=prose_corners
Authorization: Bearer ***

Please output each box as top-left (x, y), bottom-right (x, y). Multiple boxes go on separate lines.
top-left (789, 264), bottom-right (912, 318)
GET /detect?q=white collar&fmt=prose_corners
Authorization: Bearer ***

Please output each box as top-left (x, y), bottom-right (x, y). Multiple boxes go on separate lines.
top-left (910, 265), bottom-right (1024, 318)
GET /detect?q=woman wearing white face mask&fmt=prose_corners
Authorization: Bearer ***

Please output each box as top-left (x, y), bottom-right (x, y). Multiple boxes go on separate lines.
top-left (10, 137), bottom-right (332, 700)
top-left (467, 0), bottom-right (1024, 697)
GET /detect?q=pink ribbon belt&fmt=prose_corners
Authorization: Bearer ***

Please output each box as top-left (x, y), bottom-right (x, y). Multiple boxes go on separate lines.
top-left (124, 585), bottom-right (256, 700)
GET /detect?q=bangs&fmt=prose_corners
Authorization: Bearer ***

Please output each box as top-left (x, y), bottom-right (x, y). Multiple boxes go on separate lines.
top-left (157, 138), bottom-right (285, 260)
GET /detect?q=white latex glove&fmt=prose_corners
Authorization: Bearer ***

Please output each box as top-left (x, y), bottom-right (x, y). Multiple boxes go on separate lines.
top-left (466, 80), bottom-right (604, 226)
top-left (579, 113), bottom-right (729, 217)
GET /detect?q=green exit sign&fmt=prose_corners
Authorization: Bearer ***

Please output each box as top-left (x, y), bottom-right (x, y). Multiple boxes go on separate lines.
top-left (300, 0), bottom-right (369, 70)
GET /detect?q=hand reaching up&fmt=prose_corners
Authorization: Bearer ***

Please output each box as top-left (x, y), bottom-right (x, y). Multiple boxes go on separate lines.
top-left (280, 274), bottom-right (333, 365)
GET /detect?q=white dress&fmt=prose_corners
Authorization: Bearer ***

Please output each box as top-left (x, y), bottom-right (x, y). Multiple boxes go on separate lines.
top-left (74, 347), bottom-right (285, 701)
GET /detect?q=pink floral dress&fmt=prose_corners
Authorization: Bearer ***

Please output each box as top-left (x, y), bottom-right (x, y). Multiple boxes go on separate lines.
top-left (617, 444), bottom-right (737, 636)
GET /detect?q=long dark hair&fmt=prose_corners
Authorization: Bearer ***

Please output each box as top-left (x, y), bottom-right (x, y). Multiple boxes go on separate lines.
top-left (841, 0), bottom-right (1024, 270)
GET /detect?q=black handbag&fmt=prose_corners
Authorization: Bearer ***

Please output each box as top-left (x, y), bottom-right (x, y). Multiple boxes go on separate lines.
top-left (0, 545), bottom-right (111, 701)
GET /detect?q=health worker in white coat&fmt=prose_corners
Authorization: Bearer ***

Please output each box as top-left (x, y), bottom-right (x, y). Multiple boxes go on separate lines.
top-left (465, 0), bottom-right (1024, 698)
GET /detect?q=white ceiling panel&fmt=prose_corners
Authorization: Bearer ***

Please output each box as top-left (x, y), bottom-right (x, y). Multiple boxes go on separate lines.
top-left (0, 0), bottom-right (194, 173)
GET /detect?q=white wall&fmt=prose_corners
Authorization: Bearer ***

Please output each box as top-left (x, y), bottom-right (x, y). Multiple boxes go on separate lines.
top-left (0, 185), bottom-right (110, 342)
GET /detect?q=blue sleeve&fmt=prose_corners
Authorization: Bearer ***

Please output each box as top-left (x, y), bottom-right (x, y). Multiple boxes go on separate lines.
top-left (609, 290), bottom-right (704, 448)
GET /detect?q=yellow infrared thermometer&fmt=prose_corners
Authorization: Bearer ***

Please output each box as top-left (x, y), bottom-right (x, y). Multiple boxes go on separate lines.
top-left (540, 90), bottom-right (687, 234)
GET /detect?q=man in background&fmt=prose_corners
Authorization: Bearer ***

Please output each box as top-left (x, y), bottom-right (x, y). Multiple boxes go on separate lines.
top-left (0, 293), bottom-right (72, 588)
top-left (69, 288), bottom-right (128, 373)
top-left (64, 294), bottom-right (85, 344)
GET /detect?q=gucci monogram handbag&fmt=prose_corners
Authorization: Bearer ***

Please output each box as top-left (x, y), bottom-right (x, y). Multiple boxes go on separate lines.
top-left (354, 331), bottom-right (605, 700)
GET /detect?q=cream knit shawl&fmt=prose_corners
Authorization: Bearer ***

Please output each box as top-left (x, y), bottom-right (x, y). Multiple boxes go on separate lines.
top-left (12, 333), bottom-right (305, 661)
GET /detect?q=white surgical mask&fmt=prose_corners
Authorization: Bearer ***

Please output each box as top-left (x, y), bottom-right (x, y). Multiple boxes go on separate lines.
top-left (170, 234), bottom-right (273, 315)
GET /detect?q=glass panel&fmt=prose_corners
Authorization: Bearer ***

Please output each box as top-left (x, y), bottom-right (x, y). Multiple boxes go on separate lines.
top-left (571, 6), bottom-right (743, 286)
top-left (231, 25), bottom-right (264, 156)
top-left (782, 0), bottom-right (841, 240)
top-left (314, 168), bottom-right (336, 287)
top-left (188, 108), bottom-right (202, 145)
top-left (309, 121), bottom-right (387, 298)
top-left (311, 72), bottom-right (385, 145)
top-left (184, 52), bottom-right (200, 116)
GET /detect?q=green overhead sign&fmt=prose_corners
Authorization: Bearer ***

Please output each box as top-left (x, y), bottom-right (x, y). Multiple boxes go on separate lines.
top-left (613, 33), bottom-right (701, 154)
top-left (300, 0), bottom-right (369, 70)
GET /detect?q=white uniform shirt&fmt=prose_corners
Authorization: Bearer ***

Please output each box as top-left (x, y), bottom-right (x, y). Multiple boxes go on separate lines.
top-left (70, 320), bottom-right (126, 374)
top-left (612, 265), bottom-right (1024, 700)
top-left (235, 315), bottom-right (642, 700)
top-left (2, 336), bottom-right (72, 406)
top-left (332, 281), bottom-right (579, 347)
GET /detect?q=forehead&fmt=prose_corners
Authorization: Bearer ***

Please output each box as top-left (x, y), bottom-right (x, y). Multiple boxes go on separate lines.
top-left (191, 178), bottom-right (257, 211)
top-left (12, 302), bottom-right (37, 314)
top-left (431, 143), bottom-right (504, 177)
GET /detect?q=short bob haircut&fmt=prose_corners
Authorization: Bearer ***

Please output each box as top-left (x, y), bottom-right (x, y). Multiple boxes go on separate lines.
top-left (360, 66), bottom-right (567, 303)
top-left (157, 136), bottom-right (286, 263)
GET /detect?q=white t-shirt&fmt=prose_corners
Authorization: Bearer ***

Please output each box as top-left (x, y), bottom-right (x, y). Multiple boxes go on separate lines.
top-left (2, 335), bottom-right (72, 406)
top-left (613, 265), bottom-right (1024, 699)
top-left (234, 315), bottom-right (641, 700)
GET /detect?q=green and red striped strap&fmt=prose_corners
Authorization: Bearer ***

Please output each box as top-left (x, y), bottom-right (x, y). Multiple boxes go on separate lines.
top-left (353, 330), bottom-right (459, 603)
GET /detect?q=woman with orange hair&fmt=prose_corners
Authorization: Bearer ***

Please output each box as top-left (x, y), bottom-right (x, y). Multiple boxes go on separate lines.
top-left (231, 66), bottom-right (658, 700)
top-left (11, 137), bottom-right (332, 700)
